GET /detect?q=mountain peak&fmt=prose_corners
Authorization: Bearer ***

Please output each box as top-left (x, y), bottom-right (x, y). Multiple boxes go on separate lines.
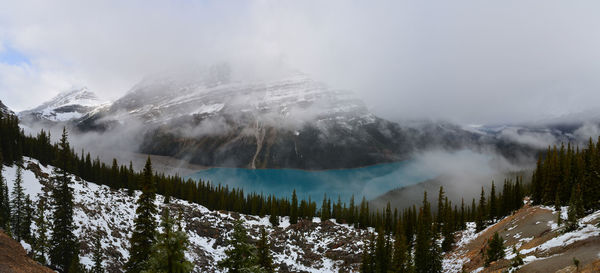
top-left (0, 100), bottom-right (15, 116)
top-left (19, 87), bottom-right (108, 122)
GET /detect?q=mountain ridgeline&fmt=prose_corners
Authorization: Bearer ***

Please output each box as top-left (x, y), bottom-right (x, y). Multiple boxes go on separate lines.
top-left (16, 73), bottom-right (519, 170)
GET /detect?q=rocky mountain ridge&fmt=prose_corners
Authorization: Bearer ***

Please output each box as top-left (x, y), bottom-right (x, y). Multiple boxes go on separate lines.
top-left (18, 74), bottom-right (485, 170)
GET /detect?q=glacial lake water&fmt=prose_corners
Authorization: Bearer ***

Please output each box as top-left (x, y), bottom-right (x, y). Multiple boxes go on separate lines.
top-left (187, 161), bottom-right (434, 202)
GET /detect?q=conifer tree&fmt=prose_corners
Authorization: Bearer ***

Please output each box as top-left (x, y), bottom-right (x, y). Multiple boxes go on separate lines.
top-left (489, 181), bottom-right (497, 221)
top-left (436, 186), bottom-right (445, 232)
top-left (143, 209), bottom-right (193, 273)
top-left (441, 198), bottom-right (455, 252)
top-left (476, 187), bottom-right (486, 232)
top-left (91, 229), bottom-right (104, 273)
top-left (22, 195), bottom-right (33, 242)
top-left (269, 197), bottom-right (279, 227)
top-left (33, 197), bottom-right (48, 264)
top-left (510, 246), bottom-right (524, 268)
top-left (0, 161), bottom-right (9, 230)
top-left (290, 189), bottom-right (298, 224)
top-left (566, 184), bottom-right (583, 232)
top-left (485, 232), bottom-right (505, 267)
top-left (415, 191), bottom-right (440, 273)
top-left (49, 128), bottom-right (80, 272)
top-left (218, 220), bottom-right (258, 273)
top-left (10, 165), bottom-right (26, 241)
top-left (321, 194), bottom-right (330, 221)
top-left (429, 232), bottom-right (443, 273)
top-left (555, 191), bottom-right (562, 226)
top-left (375, 228), bottom-right (390, 272)
top-left (256, 227), bottom-right (274, 273)
top-left (360, 234), bottom-right (376, 273)
top-left (391, 222), bottom-right (410, 272)
top-left (125, 157), bottom-right (158, 273)
top-left (459, 198), bottom-right (466, 230)
top-left (384, 202), bottom-right (392, 234)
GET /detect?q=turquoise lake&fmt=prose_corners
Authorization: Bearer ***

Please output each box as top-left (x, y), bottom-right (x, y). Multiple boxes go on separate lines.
top-left (187, 161), bottom-right (434, 202)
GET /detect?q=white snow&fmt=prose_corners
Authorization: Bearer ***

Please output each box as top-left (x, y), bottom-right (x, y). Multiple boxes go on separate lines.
top-left (2, 158), bottom-right (368, 272)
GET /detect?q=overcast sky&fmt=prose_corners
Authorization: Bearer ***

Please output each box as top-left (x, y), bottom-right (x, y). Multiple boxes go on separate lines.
top-left (1, 0), bottom-right (600, 124)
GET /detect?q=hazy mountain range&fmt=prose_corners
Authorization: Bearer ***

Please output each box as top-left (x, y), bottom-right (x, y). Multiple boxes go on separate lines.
top-left (12, 72), bottom-right (600, 170)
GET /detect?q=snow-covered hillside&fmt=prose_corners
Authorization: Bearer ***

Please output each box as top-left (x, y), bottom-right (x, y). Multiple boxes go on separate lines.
top-left (3, 158), bottom-right (370, 272)
top-left (19, 88), bottom-right (108, 122)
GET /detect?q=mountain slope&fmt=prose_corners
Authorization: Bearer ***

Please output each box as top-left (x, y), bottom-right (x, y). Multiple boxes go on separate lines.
top-left (0, 100), bottom-right (14, 116)
top-left (73, 73), bottom-right (481, 169)
top-left (0, 230), bottom-right (54, 273)
top-left (19, 88), bottom-right (108, 123)
top-left (444, 200), bottom-right (600, 272)
top-left (4, 158), bottom-right (370, 272)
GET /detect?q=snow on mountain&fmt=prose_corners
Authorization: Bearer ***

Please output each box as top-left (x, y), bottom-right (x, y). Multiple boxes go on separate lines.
top-left (72, 72), bottom-right (418, 169)
top-left (0, 100), bottom-right (14, 116)
top-left (443, 200), bottom-right (600, 272)
top-left (19, 88), bottom-right (109, 122)
top-left (3, 158), bottom-right (370, 272)
top-left (108, 73), bottom-right (373, 128)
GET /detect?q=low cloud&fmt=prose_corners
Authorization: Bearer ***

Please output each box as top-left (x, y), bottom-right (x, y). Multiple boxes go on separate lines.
top-left (498, 127), bottom-right (558, 149)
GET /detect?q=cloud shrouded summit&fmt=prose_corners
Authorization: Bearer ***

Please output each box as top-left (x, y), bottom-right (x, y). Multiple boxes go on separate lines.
top-left (1, 0), bottom-right (600, 124)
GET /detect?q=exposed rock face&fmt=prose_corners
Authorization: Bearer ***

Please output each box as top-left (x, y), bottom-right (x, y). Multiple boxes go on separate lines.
top-left (0, 100), bottom-right (14, 116)
top-left (19, 87), bottom-right (108, 123)
top-left (73, 73), bottom-right (484, 169)
top-left (0, 230), bottom-right (54, 273)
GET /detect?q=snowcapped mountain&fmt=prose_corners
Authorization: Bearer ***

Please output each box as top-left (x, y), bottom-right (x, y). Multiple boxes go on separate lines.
top-left (4, 158), bottom-right (370, 272)
top-left (74, 72), bottom-right (487, 169)
top-left (105, 72), bottom-right (375, 128)
top-left (0, 100), bottom-right (14, 116)
top-left (19, 88), bottom-right (109, 123)
top-left (19, 72), bottom-right (495, 169)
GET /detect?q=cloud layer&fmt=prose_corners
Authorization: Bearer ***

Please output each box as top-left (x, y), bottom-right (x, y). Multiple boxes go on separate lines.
top-left (2, 0), bottom-right (600, 124)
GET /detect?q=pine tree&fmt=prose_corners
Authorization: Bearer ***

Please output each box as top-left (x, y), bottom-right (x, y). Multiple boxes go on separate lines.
top-left (476, 187), bottom-right (486, 232)
top-left (415, 191), bottom-right (440, 273)
top-left (218, 220), bottom-right (259, 273)
top-left (485, 232), bottom-right (505, 267)
top-left (125, 157), bottom-right (158, 273)
top-left (49, 128), bottom-right (80, 272)
top-left (321, 194), bottom-right (330, 221)
top-left (360, 234), bottom-right (376, 273)
top-left (384, 202), bottom-right (392, 234)
top-left (290, 189), bottom-right (298, 225)
top-left (10, 165), bottom-right (26, 241)
top-left (22, 195), bottom-right (33, 242)
top-left (555, 191), bottom-right (562, 226)
top-left (565, 184), bottom-right (583, 232)
top-left (436, 186), bottom-right (445, 232)
top-left (375, 228), bottom-right (390, 273)
top-left (510, 246), bottom-right (524, 268)
top-left (459, 198), bottom-right (466, 230)
top-left (429, 232), bottom-right (443, 273)
top-left (33, 197), bottom-right (49, 264)
top-left (91, 229), bottom-right (104, 273)
top-left (441, 198), bottom-right (454, 252)
top-left (142, 209), bottom-right (193, 273)
top-left (256, 227), bottom-right (274, 273)
top-left (489, 181), bottom-right (497, 221)
top-left (0, 161), bottom-right (10, 230)
top-left (269, 197), bottom-right (279, 227)
top-left (391, 222), bottom-right (410, 272)
top-left (67, 246), bottom-right (85, 273)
